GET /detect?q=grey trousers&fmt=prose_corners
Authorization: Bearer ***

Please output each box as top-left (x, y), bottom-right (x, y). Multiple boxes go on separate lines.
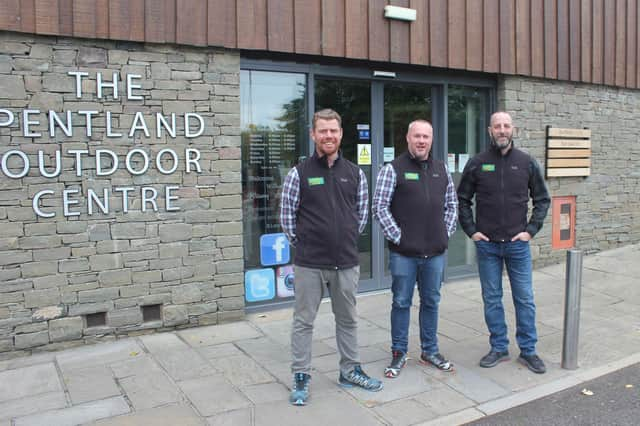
top-left (291, 265), bottom-right (360, 376)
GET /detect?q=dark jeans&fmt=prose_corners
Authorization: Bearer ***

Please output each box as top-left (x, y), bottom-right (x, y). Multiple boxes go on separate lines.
top-left (389, 252), bottom-right (445, 355)
top-left (475, 240), bottom-right (538, 355)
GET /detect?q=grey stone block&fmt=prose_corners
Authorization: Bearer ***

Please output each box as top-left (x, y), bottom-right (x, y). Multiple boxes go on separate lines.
top-left (21, 261), bottom-right (59, 278)
top-left (77, 46), bottom-right (107, 66)
top-left (68, 301), bottom-right (113, 316)
top-left (98, 269), bottom-right (132, 286)
top-left (14, 322), bottom-right (48, 334)
top-left (89, 254), bottom-right (123, 271)
top-left (159, 223), bottom-right (192, 242)
top-left (171, 283), bottom-right (202, 304)
top-left (0, 250), bottom-right (32, 266)
top-left (59, 258), bottom-right (90, 273)
top-left (159, 242), bottom-right (188, 258)
top-left (33, 248), bottom-right (71, 261)
top-left (0, 74), bottom-right (26, 98)
top-left (88, 223), bottom-right (111, 241)
top-left (111, 223), bottom-right (147, 239)
top-left (96, 240), bottom-right (131, 254)
top-left (14, 330), bottom-right (49, 349)
top-left (108, 308), bottom-right (143, 328)
top-left (49, 316), bottom-right (83, 342)
top-left (24, 289), bottom-right (61, 308)
top-left (78, 288), bottom-right (120, 303)
top-left (163, 305), bottom-right (188, 326)
top-left (32, 305), bottom-right (65, 321)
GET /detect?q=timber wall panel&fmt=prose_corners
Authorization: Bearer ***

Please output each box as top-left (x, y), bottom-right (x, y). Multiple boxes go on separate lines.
top-left (2, 0), bottom-right (640, 90)
top-left (390, 0), bottom-right (410, 64)
top-left (466, 0), bottom-right (483, 71)
top-left (409, 0), bottom-right (429, 65)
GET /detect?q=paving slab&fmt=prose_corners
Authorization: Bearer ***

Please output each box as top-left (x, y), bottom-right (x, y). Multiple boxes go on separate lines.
top-left (253, 392), bottom-right (386, 426)
top-left (0, 352), bottom-right (57, 373)
top-left (372, 397), bottom-right (437, 426)
top-left (413, 383), bottom-right (476, 416)
top-left (177, 374), bottom-right (252, 416)
top-left (416, 407), bottom-right (485, 426)
top-left (56, 339), bottom-right (144, 370)
top-left (178, 322), bottom-right (263, 347)
top-left (234, 337), bottom-right (290, 365)
top-left (240, 382), bottom-right (290, 404)
top-left (13, 396), bottom-right (130, 426)
top-left (325, 359), bottom-right (438, 406)
top-left (91, 403), bottom-right (205, 426)
top-left (110, 356), bottom-right (182, 410)
top-left (214, 353), bottom-right (275, 386)
top-left (423, 364), bottom-right (510, 403)
top-left (206, 408), bottom-right (252, 426)
top-left (0, 391), bottom-right (67, 421)
top-left (62, 365), bottom-right (121, 404)
top-left (197, 342), bottom-right (244, 359)
top-left (0, 363), bottom-right (62, 402)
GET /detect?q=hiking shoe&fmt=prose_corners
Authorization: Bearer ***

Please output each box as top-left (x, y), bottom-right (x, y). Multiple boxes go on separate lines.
top-left (339, 365), bottom-right (383, 391)
top-left (479, 350), bottom-right (510, 368)
top-left (384, 350), bottom-right (407, 378)
top-left (420, 352), bottom-right (454, 372)
top-left (518, 354), bottom-right (546, 374)
top-left (289, 373), bottom-right (310, 405)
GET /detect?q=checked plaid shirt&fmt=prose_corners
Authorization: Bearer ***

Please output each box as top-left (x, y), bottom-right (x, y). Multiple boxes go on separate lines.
top-left (372, 162), bottom-right (458, 245)
top-left (280, 166), bottom-right (369, 246)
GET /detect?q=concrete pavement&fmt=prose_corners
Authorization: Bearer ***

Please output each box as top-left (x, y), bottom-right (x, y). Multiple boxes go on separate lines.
top-left (1, 244), bottom-right (639, 425)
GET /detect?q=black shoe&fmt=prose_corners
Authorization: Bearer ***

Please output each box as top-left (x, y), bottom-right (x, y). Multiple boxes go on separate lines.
top-left (479, 350), bottom-right (510, 368)
top-left (419, 352), bottom-right (454, 372)
top-left (384, 350), bottom-right (407, 378)
top-left (518, 354), bottom-right (546, 374)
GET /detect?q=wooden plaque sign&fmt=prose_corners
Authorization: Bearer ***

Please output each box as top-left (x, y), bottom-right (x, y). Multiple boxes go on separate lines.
top-left (545, 126), bottom-right (591, 178)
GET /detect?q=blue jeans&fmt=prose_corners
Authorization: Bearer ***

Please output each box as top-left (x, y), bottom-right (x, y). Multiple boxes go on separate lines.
top-left (389, 252), bottom-right (445, 355)
top-left (475, 240), bottom-right (537, 356)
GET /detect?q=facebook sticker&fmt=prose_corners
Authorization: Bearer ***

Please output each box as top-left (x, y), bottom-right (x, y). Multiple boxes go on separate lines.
top-left (260, 233), bottom-right (290, 266)
top-left (245, 268), bottom-right (276, 302)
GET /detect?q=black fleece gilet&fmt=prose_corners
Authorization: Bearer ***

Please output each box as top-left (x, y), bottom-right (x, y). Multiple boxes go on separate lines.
top-left (389, 152), bottom-right (449, 257)
top-left (294, 152), bottom-right (362, 269)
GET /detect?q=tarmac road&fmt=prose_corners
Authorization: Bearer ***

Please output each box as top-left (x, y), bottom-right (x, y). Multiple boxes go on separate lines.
top-left (467, 363), bottom-right (640, 426)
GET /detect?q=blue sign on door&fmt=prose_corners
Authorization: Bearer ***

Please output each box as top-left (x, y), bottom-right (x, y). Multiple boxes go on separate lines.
top-left (260, 233), bottom-right (290, 266)
top-left (244, 268), bottom-right (275, 302)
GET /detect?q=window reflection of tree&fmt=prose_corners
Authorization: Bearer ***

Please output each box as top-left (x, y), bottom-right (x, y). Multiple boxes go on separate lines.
top-left (241, 80), bottom-right (306, 269)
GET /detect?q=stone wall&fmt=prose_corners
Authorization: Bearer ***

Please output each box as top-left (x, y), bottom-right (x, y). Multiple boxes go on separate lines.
top-left (498, 76), bottom-right (640, 266)
top-left (0, 32), bottom-right (243, 358)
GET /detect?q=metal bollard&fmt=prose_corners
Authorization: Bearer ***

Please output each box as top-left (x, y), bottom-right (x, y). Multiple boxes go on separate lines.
top-left (562, 249), bottom-right (583, 370)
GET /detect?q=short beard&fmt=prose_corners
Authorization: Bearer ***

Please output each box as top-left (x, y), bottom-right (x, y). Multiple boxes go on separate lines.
top-left (492, 136), bottom-right (512, 150)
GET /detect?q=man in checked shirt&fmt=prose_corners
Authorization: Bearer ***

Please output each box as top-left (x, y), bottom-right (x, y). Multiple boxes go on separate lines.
top-left (280, 109), bottom-right (382, 406)
top-left (372, 120), bottom-right (458, 378)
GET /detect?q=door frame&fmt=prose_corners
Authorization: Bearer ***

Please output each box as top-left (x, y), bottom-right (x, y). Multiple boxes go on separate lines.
top-left (241, 56), bottom-right (497, 293)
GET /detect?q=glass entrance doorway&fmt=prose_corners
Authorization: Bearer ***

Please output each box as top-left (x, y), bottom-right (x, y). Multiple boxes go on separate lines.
top-left (315, 78), bottom-right (435, 292)
top-left (240, 60), bottom-right (494, 307)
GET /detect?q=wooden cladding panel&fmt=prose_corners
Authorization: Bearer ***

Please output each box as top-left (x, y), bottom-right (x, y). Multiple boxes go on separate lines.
top-left (345, 0), bottom-right (368, 60)
top-left (516, 0), bottom-right (531, 75)
top-left (615, 0), bottom-right (626, 87)
top-left (569, 0), bottom-right (581, 81)
top-left (237, 0), bottom-right (267, 50)
top-left (500, 0), bottom-right (516, 74)
top-left (484, 0), bottom-right (500, 73)
top-left (267, 0), bottom-right (294, 52)
top-left (410, 0), bottom-right (429, 65)
top-left (466, 0), bottom-right (483, 71)
top-left (430, 0), bottom-right (448, 68)
top-left (531, 0), bottom-right (545, 77)
top-left (1, 0), bottom-right (640, 90)
top-left (176, 0), bottom-right (207, 46)
top-left (322, 0), bottom-right (345, 57)
top-left (294, 0), bottom-right (321, 55)
top-left (390, 0), bottom-right (410, 64)
top-left (208, 0), bottom-right (235, 47)
top-left (448, 0), bottom-right (466, 69)
top-left (580, 0), bottom-right (592, 82)
top-left (627, 0), bottom-right (637, 87)
top-left (369, 0), bottom-right (390, 62)
top-left (35, 0), bottom-right (59, 34)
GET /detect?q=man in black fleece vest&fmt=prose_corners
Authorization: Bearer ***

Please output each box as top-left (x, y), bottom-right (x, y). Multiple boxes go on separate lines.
top-left (280, 109), bottom-right (382, 406)
top-left (457, 111), bottom-right (550, 374)
top-left (372, 120), bottom-right (458, 378)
